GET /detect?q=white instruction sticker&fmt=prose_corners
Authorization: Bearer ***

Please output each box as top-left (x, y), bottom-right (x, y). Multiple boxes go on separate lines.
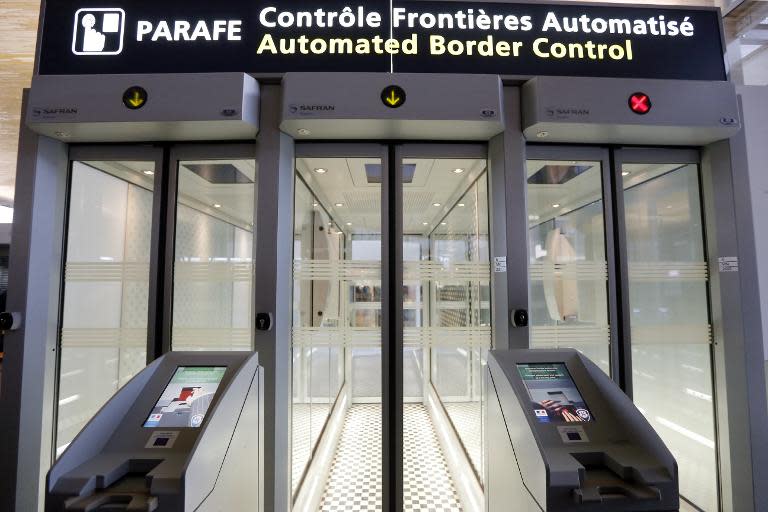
top-left (494, 257), bottom-right (507, 273)
top-left (145, 430), bottom-right (180, 449)
top-left (718, 257), bottom-right (739, 273)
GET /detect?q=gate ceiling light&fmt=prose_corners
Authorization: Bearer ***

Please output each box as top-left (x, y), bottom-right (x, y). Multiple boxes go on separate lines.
top-left (552, 203), bottom-right (561, 208)
top-left (458, 203), bottom-right (465, 207)
top-left (334, 202), bottom-right (344, 207)
top-left (433, 203), bottom-right (441, 207)
top-left (143, 170), bottom-right (154, 175)
top-left (213, 203), bottom-right (222, 208)
top-left (452, 168), bottom-right (465, 174)
top-left (313, 168), bottom-right (327, 174)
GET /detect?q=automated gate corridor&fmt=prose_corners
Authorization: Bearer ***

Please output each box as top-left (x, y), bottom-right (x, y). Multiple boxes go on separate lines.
top-left (291, 147), bottom-right (490, 511)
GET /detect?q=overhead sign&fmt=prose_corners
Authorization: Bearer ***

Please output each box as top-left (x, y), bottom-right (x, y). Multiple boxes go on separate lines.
top-left (38, 1), bottom-right (726, 80)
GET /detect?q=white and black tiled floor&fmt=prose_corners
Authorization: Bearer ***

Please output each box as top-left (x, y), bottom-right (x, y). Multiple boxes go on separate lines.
top-left (318, 404), bottom-right (463, 511)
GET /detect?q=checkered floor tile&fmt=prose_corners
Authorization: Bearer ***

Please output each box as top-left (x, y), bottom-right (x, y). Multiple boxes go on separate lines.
top-left (318, 404), bottom-right (463, 511)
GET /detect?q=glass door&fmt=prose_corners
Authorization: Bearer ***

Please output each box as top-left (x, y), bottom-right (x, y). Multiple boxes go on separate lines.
top-left (290, 144), bottom-right (491, 511)
top-left (523, 145), bottom-right (719, 512)
top-left (524, 147), bottom-right (616, 377)
top-left (399, 145), bottom-right (491, 509)
top-left (615, 149), bottom-right (717, 512)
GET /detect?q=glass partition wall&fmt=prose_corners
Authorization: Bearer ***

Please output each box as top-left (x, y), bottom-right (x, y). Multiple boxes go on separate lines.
top-left (55, 145), bottom-right (257, 458)
top-left (170, 157), bottom-right (256, 351)
top-left (56, 157), bottom-right (157, 456)
top-left (291, 151), bottom-right (383, 504)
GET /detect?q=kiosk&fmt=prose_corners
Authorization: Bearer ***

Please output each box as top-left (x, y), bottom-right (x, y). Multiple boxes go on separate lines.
top-left (485, 349), bottom-right (678, 511)
top-left (45, 352), bottom-right (263, 512)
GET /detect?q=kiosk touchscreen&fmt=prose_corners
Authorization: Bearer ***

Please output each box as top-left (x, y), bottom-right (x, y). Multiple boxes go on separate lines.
top-left (45, 352), bottom-right (262, 512)
top-left (143, 366), bottom-right (226, 428)
top-left (485, 349), bottom-right (678, 512)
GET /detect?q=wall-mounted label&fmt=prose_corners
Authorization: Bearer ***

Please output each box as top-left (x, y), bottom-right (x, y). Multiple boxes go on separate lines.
top-left (494, 256), bottom-right (507, 273)
top-left (38, 1), bottom-right (726, 80)
top-left (718, 256), bottom-right (739, 273)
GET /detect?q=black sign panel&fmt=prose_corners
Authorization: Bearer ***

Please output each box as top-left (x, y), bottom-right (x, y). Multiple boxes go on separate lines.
top-left (38, 0), bottom-right (726, 80)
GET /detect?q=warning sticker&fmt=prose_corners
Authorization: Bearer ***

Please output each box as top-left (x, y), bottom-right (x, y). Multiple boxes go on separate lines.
top-left (718, 257), bottom-right (739, 273)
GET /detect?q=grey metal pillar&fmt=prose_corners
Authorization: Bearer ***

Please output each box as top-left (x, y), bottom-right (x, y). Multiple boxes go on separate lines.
top-left (701, 136), bottom-right (768, 511)
top-left (489, 86), bottom-right (528, 350)
top-left (253, 84), bottom-right (294, 512)
top-left (0, 92), bottom-right (68, 512)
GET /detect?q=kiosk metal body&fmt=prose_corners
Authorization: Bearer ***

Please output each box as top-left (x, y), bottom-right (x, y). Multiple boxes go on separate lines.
top-left (486, 349), bottom-right (678, 511)
top-left (45, 352), bottom-right (263, 512)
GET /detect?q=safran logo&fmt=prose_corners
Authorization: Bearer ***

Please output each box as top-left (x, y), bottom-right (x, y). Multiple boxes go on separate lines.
top-left (72, 8), bottom-right (125, 55)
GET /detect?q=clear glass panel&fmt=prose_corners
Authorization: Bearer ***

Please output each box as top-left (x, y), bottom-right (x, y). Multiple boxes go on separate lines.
top-left (292, 155), bottom-right (381, 505)
top-left (171, 159), bottom-right (255, 351)
top-left (526, 158), bottom-right (611, 373)
top-left (56, 160), bottom-right (155, 456)
top-left (404, 155), bottom-right (491, 502)
top-left (622, 162), bottom-right (717, 511)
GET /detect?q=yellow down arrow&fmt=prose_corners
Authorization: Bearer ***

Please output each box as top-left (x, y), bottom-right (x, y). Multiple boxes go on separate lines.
top-left (386, 90), bottom-right (401, 106)
top-left (127, 91), bottom-right (144, 107)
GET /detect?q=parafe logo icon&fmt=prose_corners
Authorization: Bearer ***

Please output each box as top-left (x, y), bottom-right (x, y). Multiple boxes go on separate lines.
top-left (72, 8), bottom-right (126, 55)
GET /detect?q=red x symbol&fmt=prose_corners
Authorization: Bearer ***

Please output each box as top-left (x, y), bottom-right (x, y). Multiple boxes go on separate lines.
top-left (629, 93), bottom-right (651, 115)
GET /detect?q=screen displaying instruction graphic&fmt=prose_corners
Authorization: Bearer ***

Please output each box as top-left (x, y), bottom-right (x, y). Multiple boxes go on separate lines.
top-left (517, 363), bottom-right (594, 423)
top-left (143, 366), bottom-right (226, 428)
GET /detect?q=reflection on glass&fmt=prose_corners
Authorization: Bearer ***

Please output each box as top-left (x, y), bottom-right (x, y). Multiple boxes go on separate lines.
top-left (171, 159), bottom-right (255, 351)
top-left (291, 156), bottom-right (380, 502)
top-left (623, 163), bottom-right (717, 511)
top-left (526, 159), bottom-right (610, 373)
top-left (724, 3), bottom-right (768, 86)
top-left (404, 156), bottom-right (491, 492)
top-left (57, 160), bottom-right (155, 456)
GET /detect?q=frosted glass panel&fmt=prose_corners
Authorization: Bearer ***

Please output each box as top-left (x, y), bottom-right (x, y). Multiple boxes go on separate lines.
top-left (526, 159), bottom-right (610, 373)
top-left (57, 160), bottom-right (155, 456)
top-left (623, 162), bottom-right (717, 511)
top-left (171, 159), bottom-right (255, 351)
